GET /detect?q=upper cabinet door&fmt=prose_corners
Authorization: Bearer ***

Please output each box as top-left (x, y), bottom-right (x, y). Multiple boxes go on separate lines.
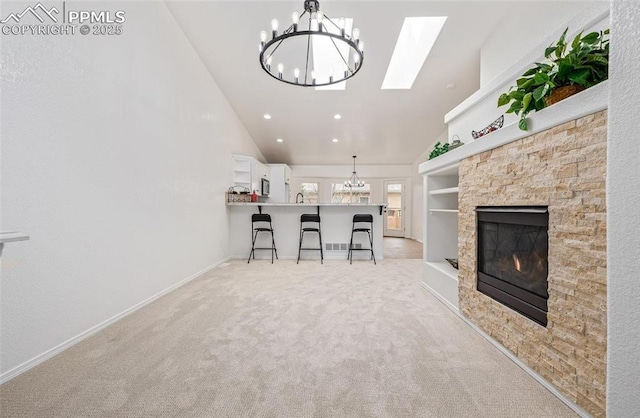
top-left (284, 166), bottom-right (292, 184)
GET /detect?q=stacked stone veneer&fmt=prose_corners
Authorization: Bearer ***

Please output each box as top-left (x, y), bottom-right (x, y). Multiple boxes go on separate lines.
top-left (458, 110), bottom-right (607, 416)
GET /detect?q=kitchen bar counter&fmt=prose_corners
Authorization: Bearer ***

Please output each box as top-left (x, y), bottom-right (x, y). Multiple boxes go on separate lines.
top-left (227, 203), bottom-right (387, 261)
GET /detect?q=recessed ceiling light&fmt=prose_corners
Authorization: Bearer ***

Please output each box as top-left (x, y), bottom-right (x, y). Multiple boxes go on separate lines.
top-left (334, 114), bottom-right (342, 120)
top-left (332, 138), bottom-right (339, 143)
top-left (264, 114), bottom-right (272, 119)
top-left (276, 138), bottom-right (284, 143)
top-left (381, 16), bottom-right (448, 90)
top-left (446, 83), bottom-right (456, 90)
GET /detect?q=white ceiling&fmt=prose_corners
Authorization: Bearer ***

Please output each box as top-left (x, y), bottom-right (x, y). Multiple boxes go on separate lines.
top-left (165, 1), bottom-right (515, 165)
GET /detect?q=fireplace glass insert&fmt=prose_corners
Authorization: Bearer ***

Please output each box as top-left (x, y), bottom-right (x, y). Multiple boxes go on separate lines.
top-left (476, 206), bottom-right (549, 326)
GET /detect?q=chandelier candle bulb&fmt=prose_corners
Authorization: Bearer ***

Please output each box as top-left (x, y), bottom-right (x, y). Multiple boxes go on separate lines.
top-left (311, 70), bottom-right (317, 85)
top-left (294, 68), bottom-right (300, 83)
top-left (352, 28), bottom-right (360, 41)
top-left (339, 18), bottom-right (345, 36)
top-left (260, 31), bottom-right (267, 43)
top-left (317, 11), bottom-right (324, 31)
top-left (271, 19), bottom-right (278, 38)
top-left (266, 56), bottom-right (272, 70)
top-left (359, 41), bottom-right (365, 52)
top-left (311, 18), bottom-right (319, 32)
top-left (292, 12), bottom-right (299, 31)
top-left (277, 63), bottom-right (284, 79)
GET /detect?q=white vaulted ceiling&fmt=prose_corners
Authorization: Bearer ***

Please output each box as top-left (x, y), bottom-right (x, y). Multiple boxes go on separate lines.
top-left (164, 1), bottom-right (513, 165)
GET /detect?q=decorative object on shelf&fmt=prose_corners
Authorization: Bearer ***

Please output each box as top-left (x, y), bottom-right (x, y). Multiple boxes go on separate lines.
top-left (545, 84), bottom-right (586, 106)
top-left (344, 155), bottom-right (365, 188)
top-left (448, 135), bottom-right (464, 150)
top-left (428, 141), bottom-right (450, 160)
top-left (226, 186), bottom-right (251, 203)
top-left (445, 258), bottom-right (459, 270)
top-left (472, 115), bottom-right (504, 139)
top-left (498, 27), bottom-right (609, 131)
top-left (258, 0), bottom-right (364, 88)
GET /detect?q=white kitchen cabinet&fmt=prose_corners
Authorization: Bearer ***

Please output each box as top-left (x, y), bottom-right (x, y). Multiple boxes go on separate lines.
top-left (232, 155), bottom-right (269, 195)
top-left (268, 164), bottom-right (292, 203)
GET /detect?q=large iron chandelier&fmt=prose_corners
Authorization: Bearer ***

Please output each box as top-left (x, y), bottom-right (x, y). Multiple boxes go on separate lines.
top-left (345, 156), bottom-right (365, 188)
top-left (258, 0), bottom-right (364, 87)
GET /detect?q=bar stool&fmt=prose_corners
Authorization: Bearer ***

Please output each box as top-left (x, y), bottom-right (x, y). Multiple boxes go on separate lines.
top-left (247, 213), bottom-right (278, 264)
top-left (297, 214), bottom-right (323, 264)
top-left (348, 214), bottom-right (376, 265)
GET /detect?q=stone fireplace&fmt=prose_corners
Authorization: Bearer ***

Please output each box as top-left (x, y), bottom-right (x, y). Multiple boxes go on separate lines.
top-left (458, 111), bottom-right (607, 416)
top-left (476, 206), bottom-right (549, 326)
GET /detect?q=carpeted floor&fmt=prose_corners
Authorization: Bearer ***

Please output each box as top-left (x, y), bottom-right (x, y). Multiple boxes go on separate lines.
top-left (0, 260), bottom-right (576, 417)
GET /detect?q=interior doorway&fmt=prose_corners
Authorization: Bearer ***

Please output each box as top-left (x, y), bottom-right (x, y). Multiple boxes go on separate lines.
top-left (383, 180), bottom-right (404, 237)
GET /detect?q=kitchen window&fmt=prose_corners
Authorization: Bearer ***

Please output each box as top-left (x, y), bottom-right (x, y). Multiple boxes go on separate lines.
top-left (331, 183), bottom-right (371, 204)
top-left (301, 182), bottom-right (319, 203)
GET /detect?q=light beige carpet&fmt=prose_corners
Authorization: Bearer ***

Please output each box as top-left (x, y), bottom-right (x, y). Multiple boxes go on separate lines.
top-left (0, 259), bottom-right (576, 417)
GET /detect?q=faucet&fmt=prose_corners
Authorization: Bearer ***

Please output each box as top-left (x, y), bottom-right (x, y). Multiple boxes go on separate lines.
top-left (296, 193), bottom-right (304, 203)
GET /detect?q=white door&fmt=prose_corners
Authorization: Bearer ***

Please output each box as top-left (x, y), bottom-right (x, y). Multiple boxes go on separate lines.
top-left (383, 180), bottom-right (404, 237)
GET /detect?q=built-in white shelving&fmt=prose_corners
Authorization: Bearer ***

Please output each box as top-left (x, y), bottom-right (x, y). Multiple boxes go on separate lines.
top-left (429, 186), bottom-right (459, 196)
top-left (419, 162), bottom-right (460, 310)
top-left (428, 261), bottom-right (459, 281)
top-left (232, 155), bottom-right (270, 195)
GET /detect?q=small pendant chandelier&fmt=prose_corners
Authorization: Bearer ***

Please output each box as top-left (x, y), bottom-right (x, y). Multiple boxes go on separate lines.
top-left (345, 155), bottom-right (365, 188)
top-left (258, 0), bottom-right (364, 87)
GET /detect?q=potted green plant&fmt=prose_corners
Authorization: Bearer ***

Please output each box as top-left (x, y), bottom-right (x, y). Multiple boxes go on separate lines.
top-left (498, 28), bottom-right (609, 131)
top-left (428, 141), bottom-right (449, 160)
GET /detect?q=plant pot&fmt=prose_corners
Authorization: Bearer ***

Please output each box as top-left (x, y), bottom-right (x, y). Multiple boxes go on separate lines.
top-left (546, 85), bottom-right (587, 106)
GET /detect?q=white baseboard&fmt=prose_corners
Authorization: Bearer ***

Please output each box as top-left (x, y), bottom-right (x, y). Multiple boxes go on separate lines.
top-left (419, 285), bottom-right (590, 418)
top-left (0, 257), bottom-right (230, 385)
top-left (421, 282), bottom-right (459, 314)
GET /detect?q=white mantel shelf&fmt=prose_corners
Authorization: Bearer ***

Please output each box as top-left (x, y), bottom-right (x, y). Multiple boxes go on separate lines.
top-left (420, 81), bottom-right (609, 175)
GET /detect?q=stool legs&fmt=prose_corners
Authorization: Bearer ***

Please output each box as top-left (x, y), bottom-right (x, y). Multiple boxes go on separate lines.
top-left (368, 230), bottom-right (376, 265)
top-left (348, 229), bottom-right (376, 265)
top-left (248, 229), bottom-right (258, 264)
top-left (272, 230), bottom-right (278, 263)
top-left (297, 229), bottom-right (323, 264)
top-left (248, 229), bottom-right (277, 264)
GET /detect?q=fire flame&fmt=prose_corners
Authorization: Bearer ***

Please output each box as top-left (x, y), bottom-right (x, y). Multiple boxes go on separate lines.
top-left (513, 254), bottom-right (522, 272)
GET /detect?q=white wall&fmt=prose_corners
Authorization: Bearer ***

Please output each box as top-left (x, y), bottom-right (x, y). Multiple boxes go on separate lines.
top-left (607, 0), bottom-right (640, 415)
top-left (289, 165), bottom-right (418, 239)
top-left (480, 1), bottom-right (606, 87)
top-left (0, 1), bottom-right (262, 379)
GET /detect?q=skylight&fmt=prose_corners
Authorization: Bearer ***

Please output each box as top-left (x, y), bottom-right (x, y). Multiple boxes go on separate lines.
top-left (312, 18), bottom-right (353, 91)
top-left (381, 17), bottom-right (447, 90)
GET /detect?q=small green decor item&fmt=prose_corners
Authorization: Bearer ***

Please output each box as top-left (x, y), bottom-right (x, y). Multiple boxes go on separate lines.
top-left (498, 28), bottom-right (609, 131)
top-left (428, 141), bottom-right (450, 160)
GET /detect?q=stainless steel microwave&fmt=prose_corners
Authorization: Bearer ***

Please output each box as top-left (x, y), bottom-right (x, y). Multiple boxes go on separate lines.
top-left (261, 178), bottom-right (270, 196)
